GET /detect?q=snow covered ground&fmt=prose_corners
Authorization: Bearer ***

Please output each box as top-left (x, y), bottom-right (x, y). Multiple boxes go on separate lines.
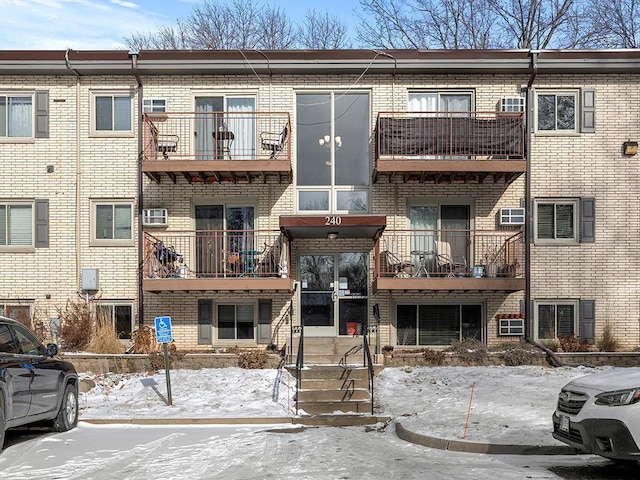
top-left (79, 364), bottom-right (612, 446)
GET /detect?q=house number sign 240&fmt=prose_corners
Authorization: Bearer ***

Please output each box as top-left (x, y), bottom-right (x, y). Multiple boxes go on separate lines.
top-left (325, 216), bottom-right (342, 226)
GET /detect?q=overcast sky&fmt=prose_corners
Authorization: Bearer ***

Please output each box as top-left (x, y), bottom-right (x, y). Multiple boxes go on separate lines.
top-left (0, 0), bottom-right (361, 50)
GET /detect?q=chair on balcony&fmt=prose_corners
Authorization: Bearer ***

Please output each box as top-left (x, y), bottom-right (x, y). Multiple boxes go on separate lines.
top-left (260, 124), bottom-right (288, 159)
top-left (383, 238), bottom-right (415, 277)
top-left (153, 241), bottom-right (186, 278)
top-left (149, 123), bottom-right (179, 160)
top-left (435, 240), bottom-right (466, 277)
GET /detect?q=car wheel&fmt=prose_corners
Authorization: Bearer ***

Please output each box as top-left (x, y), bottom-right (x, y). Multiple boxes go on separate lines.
top-left (0, 393), bottom-right (5, 450)
top-left (53, 383), bottom-right (78, 432)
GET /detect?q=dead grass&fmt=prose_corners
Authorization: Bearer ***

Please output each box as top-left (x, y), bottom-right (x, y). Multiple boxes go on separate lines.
top-left (87, 319), bottom-right (124, 354)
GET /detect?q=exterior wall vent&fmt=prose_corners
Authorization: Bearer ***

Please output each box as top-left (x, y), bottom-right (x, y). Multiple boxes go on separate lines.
top-left (500, 97), bottom-right (526, 112)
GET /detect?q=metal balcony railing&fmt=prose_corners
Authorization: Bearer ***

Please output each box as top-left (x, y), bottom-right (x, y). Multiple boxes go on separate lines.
top-left (143, 230), bottom-right (288, 279)
top-left (143, 112), bottom-right (291, 162)
top-left (377, 229), bottom-right (524, 278)
top-left (375, 111), bottom-right (525, 160)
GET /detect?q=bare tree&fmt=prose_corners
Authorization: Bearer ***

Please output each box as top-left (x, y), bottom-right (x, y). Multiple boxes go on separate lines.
top-left (356, 0), bottom-right (580, 49)
top-left (298, 10), bottom-right (352, 49)
top-left (578, 0), bottom-right (639, 48)
top-left (257, 3), bottom-right (298, 49)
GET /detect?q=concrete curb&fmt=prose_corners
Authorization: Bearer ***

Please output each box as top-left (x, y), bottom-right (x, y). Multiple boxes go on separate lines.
top-left (80, 415), bottom-right (392, 427)
top-left (395, 421), bottom-right (579, 456)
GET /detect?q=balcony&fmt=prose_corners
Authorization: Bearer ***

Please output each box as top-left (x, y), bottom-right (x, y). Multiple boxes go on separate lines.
top-left (374, 111), bottom-right (526, 183)
top-left (142, 112), bottom-right (291, 184)
top-left (143, 231), bottom-right (294, 293)
top-left (374, 229), bottom-right (525, 292)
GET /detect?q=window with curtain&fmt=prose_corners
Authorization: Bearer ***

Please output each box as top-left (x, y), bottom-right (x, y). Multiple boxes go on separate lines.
top-left (0, 203), bottom-right (33, 247)
top-left (396, 304), bottom-right (482, 346)
top-left (93, 93), bottom-right (132, 133)
top-left (0, 94), bottom-right (33, 138)
top-left (93, 202), bottom-right (133, 242)
top-left (536, 91), bottom-right (577, 132)
top-left (97, 303), bottom-right (133, 339)
top-left (217, 304), bottom-right (255, 341)
top-left (535, 199), bottom-right (577, 242)
top-left (535, 301), bottom-right (577, 340)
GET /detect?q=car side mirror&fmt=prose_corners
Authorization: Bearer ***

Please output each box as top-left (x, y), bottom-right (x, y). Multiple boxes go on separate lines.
top-left (46, 343), bottom-right (58, 357)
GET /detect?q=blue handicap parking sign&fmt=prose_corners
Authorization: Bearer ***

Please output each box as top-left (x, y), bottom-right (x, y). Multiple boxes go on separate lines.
top-left (154, 316), bottom-right (173, 343)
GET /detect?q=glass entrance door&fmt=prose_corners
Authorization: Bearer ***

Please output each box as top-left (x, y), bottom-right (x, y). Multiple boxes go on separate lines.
top-left (299, 252), bottom-right (368, 337)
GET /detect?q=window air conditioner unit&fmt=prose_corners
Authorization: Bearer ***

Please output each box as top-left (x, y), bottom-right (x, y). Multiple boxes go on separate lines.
top-left (499, 208), bottom-right (525, 226)
top-left (143, 208), bottom-right (168, 226)
top-left (500, 97), bottom-right (526, 112)
top-left (499, 318), bottom-right (525, 336)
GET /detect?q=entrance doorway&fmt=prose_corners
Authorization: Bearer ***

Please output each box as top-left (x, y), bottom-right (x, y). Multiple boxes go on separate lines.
top-left (299, 252), bottom-right (368, 337)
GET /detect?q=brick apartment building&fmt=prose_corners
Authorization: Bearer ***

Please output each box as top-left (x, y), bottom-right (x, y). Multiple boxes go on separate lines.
top-left (1, 49), bottom-right (639, 355)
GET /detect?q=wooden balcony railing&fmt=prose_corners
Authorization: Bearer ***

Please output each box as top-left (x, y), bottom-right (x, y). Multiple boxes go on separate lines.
top-left (143, 230), bottom-right (288, 280)
top-left (374, 111), bottom-right (526, 183)
top-left (376, 229), bottom-right (524, 279)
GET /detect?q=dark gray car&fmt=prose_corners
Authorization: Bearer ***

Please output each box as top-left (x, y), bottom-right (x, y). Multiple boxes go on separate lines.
top-left (0, 315), bottom-right (78, 449)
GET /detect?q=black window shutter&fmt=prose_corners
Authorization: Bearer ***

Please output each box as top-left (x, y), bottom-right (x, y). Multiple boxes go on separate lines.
top-left (581, 89), bottom-right (595, 133)
top-left (197, 300), bottom-right (212, 345)
top-left (581, 198), bottom-right (595, 243)
top-left (35, 90), bottom-right (49, 138)
top-left (258, 299), bottom-right (272, 345)
top-left (34, 199), bottom-right (49, 248)
top-left (580, 300), bottom-right (595, 344)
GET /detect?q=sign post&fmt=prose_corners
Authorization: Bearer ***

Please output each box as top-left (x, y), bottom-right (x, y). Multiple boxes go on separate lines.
top-left (154, 316), bottom-right (173, 406)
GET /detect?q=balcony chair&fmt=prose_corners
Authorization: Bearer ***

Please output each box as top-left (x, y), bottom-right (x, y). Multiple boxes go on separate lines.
top-left (153, 241), bottom-right (185, 278)
top-left (435, 240), bottom-right (466, 277)
top-left (260, 124), bottom-right (288, 159)
top-left (149, 123), bottom-right (179, 160)
top-left (383, 238), bottom-right (415, 277)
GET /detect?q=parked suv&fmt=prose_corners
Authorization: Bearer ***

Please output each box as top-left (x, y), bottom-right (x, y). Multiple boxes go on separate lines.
top-left (552, 368), bottom-right (640, 462)
top-left (0, 315), bottom-right (78, 449)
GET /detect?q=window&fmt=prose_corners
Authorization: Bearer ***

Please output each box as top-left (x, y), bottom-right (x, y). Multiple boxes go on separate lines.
top-left (535, 300), bottom-right (578, 341)
top-left (536, 91), bottom-right (577, 132)
top-left (396, 304), bottom-right (482, 347)
top-left (0, 302), bottom-right (32, 323)
top-left (0, 202), bottom-right (33, 247)
top-left (217, 304), bottom-right (255, 341)
top-left (92, 91), bottom-right (132, 134)
top-left (296, 91), bottom-right (370, 213)
top-left (143, 98), bottom-right (166, 113)
top-left (97, 303), bottom-right (133, 340)
top-left (92, 201), bottom-right (133, 244)
top-left (534, 199), bottom-right (577, 242)
top-left (0, 93), bottom-right (33, 138)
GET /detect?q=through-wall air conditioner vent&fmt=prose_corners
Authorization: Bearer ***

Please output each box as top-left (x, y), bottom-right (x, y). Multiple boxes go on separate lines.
top-left (499, 318), bottom-right (525, 336)
top-left (499, 208), bottom-right (525, 226)
top-left (500, 97), bottom-right (526, 112)
top-left (143, 208), bottom-right (168, 226)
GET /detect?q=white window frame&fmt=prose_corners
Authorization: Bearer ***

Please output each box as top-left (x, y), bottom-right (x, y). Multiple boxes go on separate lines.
top-left (215, 302), bottom-right (257, 345)
top-left (533, 198), bottom-right (578, 244)
top-left (91, 200), bottom-right (135, 246)
top-left (0, 91), bottom-right (34, 142)
top-left (143, 98), bottom-right (167, 113)
top-left (0, 201), bottom-right (34, 249)
top-left (90, 90), bottom-right (134, 137)
top-left (534, 90), bottom-right (579, 134)
top-left (97, 302), bottom-right (134, 340)
top-left (534, 300), bottom-right (579, 341)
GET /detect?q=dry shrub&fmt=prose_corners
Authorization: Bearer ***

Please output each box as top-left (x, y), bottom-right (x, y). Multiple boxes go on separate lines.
top-left (497, 342), bottom-right (537, 366)
top-left (57, 299), bottom-right (93, 351)
top-left (87, 319), bottom-right (124, 354)
top-left (597, 321), bottom-right (619, 352)
top-left (238, 350), bottom-right (269, 369)
top-left (445, 338), bottom-right (489, 364)
top-left (559, 335), bottom-right (591, 352)
top-left (130, 326), bottom-right (157, 354)
top-left (539, 338), bottom-right (561, 352)
top-left (422, 348), bottom-right (445, 365)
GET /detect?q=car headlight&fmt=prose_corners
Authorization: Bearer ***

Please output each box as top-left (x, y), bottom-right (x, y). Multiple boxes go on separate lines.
top-left (595, 388), bottom-right (640, 406)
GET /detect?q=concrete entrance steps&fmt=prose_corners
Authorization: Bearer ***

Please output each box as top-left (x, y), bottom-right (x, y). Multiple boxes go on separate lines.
top-left (290, 336), bottom-right (367, 365)
top-left (287, 336), bottom-right (384, 415)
